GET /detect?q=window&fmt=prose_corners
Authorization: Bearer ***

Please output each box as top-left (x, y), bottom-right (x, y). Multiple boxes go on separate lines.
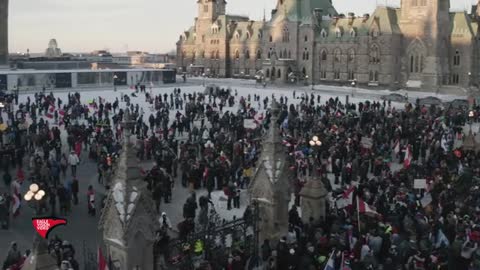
top-left (334, 70), bottom-right (340, 80)
top-left (409, 53), bottom-right (424, 73)
top-left (454, 50), bottom-right (461, 66)
top-left (350, 29), bottom-right (356, 38)
top-left (348, 70), bottom-right (355, 80)
top-left (321, 29), bottom-right (327, 38)
top-left (246, 32), bottom-right (251, 40)
top-left (451, 73), bottom-right (460, 84)
top-left (245, 50), bottom-right (250, 59)
top-left (245, 68), bottom-right (250, 75)
top-left (321, 50), bottom-right (327, 61)
top-left (256, 50), bottom-right (262, 60)
top-left (269, 35), bottom-right (273, 42)
top-left (370, 45), bottom-right (380, 64)
top-left (334, 49), bottom-right (341, 63)
top-left (320, 71), bottom-right (327, 79)
top-left (266, 69), bottom-right (270, 78)
top-left (348, 49), bottom-right (355, 63)
top-left (192, 51), bottom-right (196, 62)
top-left (369, 71), bottom-right (379, 82)
top-left (235, 33), bottom-right (240, 40)
top-left (305, 35), bottom-right (308, 42)
top-left (235, 50), bottom-right (240, 60)
top-left (201, 51), bottom-right (205, 59)
top-left (210, 51), bottom-right (215, 59)
top-left (335, 28), bottom-right (342, 38)
top-left (215, 50), bottom-right (220, 60)
top-left (277, 69), bottom-right (281, 78)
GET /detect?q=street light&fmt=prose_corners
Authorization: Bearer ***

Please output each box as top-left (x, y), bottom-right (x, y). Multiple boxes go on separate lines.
top-left (24, 183), bottom-right (45, 214)
top-left (113, 74), bottom-right (118, 92)
top-left (202, 73), bottom-right (206, 87)
top-left (309, 136), bottom-right (322, 147)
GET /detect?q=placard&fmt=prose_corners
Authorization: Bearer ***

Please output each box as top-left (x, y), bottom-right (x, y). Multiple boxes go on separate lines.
top-left (414, 179), bottom-right (427, 189)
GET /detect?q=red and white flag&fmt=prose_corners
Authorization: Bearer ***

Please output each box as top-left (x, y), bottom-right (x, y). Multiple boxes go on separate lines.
top-left (98, 247), bottom-right (109, 270)
top-left (404, 145), bottom-right (412, 168)
top-left (393, 140), bottom-right (400, 154)
top-left (357, 197), bottom-right (380, 217)
top-left (11, 194), bottom-right (20, 217)
top-left (336, 186), bottom-right (355, 209)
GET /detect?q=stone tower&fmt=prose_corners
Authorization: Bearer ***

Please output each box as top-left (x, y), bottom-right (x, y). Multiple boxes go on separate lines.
top-left (99, 113), bottom-right (158, 270)
top-left (249, 100), bottom-right (291, 243)
top-left (399, 0), bottom-right (451, 88)
top-left (197, 0), bottom-right (226, 21)
top-left (0, 0), bottom-right (8, 67)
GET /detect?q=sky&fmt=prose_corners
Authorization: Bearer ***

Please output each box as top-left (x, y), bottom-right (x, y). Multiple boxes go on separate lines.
top-left (8, 0), bottom-right (477, 54)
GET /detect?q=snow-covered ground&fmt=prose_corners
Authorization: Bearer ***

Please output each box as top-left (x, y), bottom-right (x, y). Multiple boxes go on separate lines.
top-left (1, 80), bottom-right (472, 227)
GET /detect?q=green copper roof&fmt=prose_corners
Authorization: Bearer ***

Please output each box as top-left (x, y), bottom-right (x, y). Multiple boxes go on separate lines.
top-left (271, 0), bottom-right (337, 25)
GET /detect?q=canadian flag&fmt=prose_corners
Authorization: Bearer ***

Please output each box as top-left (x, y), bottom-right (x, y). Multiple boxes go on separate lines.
top-left (404, 145), bottom-right (412, 168)
top-left (336, 186), bottom-right (355, 209)
top-left (98, 247), bottom-right (109, 270)
top-left (393, 140), bottom-right (400, 155)
top-left (357, 197), bottom-right (380, 217)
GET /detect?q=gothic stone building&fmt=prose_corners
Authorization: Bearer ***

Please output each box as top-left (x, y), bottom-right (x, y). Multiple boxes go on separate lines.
top-left (177, 0), bottom-right (480, 89)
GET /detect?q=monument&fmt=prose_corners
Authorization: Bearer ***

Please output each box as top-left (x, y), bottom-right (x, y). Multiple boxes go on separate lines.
top-left (0, 0), bottom-right (8, 67)
top-left (99, 112), bottom-right (158, 270)
top-left (298, 175), bottom-right (328, 224)
top-left (249, 100), bottom-right (291, 243)
top-left (45, 39), bottom-right (62, 58)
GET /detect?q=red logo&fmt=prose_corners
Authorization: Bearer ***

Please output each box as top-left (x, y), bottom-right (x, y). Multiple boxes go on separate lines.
top-left (32, 218), bottom-right (67, 239)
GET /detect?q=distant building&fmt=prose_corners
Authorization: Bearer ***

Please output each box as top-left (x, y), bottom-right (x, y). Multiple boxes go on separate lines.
top-left (0, 0), bottom-right (8, 67)
top-left (178, 0), bottom-right (480, 90)
top-left (45, 39), bottom-right (62, 58)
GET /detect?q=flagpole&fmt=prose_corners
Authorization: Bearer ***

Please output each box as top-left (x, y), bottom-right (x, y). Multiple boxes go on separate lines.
top-left (357, 195), bottom-right (361, 234)
top-left (323, 249), bottom-right (336, 270)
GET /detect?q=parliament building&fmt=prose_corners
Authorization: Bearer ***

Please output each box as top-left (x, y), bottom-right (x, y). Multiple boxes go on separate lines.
top-left (177, 0), bottom-right (480, 89)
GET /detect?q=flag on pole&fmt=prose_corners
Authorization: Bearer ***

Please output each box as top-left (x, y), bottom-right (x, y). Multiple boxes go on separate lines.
top-left (98, 247), bottom-right (109, 270)
top-left (404, 145), bottom-right (412, 168)
top-left (11, 194), bottom-right (20, 218)
top-left (393, 140), bottom-right (400, 154)
top-left (336, 186), bottom-right (355, 209)
top-left (324, 250), bottom-right (335, 270)
top-left (357, 197), bottom-right (380, 217)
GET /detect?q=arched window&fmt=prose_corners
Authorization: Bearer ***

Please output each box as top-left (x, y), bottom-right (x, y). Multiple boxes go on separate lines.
top-left (370, 45), bottom-right (380, 63)
top-left (245, 50), bottom-right (250, 59)
top-left (235, 32), bottom-right (240, 40)
top-left (277, 69), bottom-right (281, 78)
top-left (266, 69), bottom-right (270, 78)
top-left (210, 51), bottom-right (215, 59)
top-left (454, 50), bottom-right (461, 66)
top-left (269, 35), bottom-right (273, 42)
top-left (256, 50), bottom-right (262, 60)
top-left (246, 32), bottom-right (251, 40)
top-left (215, 50), bottom-right (220, 60)
top-left (348, 49), bottom-right (355, 63)
top-left (321, 50), bottom-right (327, 61)
top-left (334, 49), bottom-right (341, 63)
top-left (335, 28), bottom-right (342, 38)
top-left (321, 29), bottom-right (327, 38)
top-left (305, 35), bottom-right (308, 42)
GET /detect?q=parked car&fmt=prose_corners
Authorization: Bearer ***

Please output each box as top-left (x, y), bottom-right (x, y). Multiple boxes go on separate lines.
top-left (381, 93), bottom-right (408, 103)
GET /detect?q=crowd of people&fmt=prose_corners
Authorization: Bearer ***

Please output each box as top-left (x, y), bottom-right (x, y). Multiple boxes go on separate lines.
top-left (2, 82), bottom-right (480, 270)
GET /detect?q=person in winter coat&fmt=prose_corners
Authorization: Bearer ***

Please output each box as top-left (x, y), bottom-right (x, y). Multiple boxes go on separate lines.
top-left (68, 151), bottom-right (79, 177)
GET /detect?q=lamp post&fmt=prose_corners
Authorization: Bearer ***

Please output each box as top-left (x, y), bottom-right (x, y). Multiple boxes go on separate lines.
top-left (351, 79), bottom-right (357, 97)
top-left (469, 110), bottom-right (475, 132)
top-left (24, 183), bottom-right (45, 214)
top-left (113, 74), bottom-right (118, 92)
top-left (202, 73), bottom-right (206, 87)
